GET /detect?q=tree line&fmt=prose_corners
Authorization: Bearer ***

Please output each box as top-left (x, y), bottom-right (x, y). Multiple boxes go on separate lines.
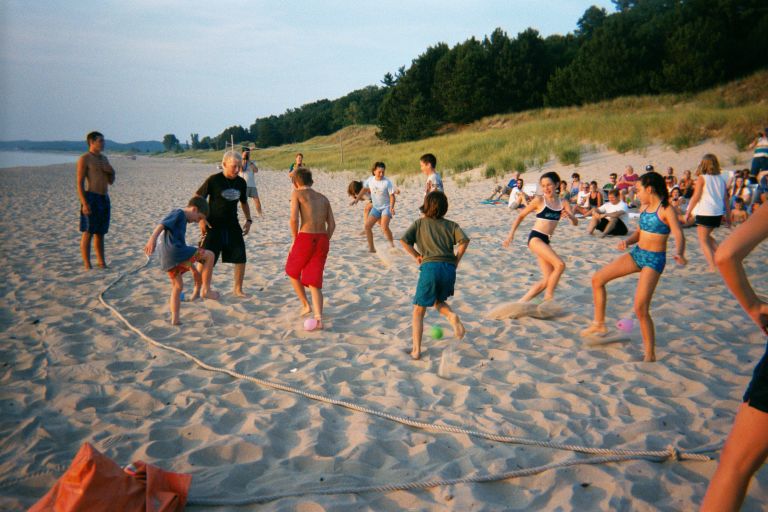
top-left (180, 0), bottom-right (766, 150)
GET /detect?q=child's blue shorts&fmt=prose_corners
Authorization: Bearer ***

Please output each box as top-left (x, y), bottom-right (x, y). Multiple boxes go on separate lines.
top-left (413, 262), bottom-right (456, 307)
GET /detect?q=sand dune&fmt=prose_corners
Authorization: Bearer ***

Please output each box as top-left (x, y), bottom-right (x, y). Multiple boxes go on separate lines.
top-left (1, 144), bottom-right (767, 510)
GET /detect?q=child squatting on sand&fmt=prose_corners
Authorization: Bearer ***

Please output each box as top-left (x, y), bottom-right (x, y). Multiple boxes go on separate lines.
top-left (144, 196), bottom-right (219, 325)
top-left (581, 172), bottom-right (687, 362)
top-left (503, 171), bottom-right (577, 303)
top-left (401, 191), bottom-right (468, 360)
top-left (285, 167), bottom-right (335, 330)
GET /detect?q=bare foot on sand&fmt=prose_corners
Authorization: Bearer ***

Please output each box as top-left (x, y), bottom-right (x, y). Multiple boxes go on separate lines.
top-left (202, 289), bottom-right (220, 300)
top-left (580, 323), bottom-right (608, 337)
top-left (449, 313), bottom-right (466, 339)
top-left (300, 304), bottom-right (312, 317)
top-left (233, 289), bottom-right (250, 298)
top-left (643, 352), bottom-right (656, 363)
top-left (410, 349), bottom-right (421, 360)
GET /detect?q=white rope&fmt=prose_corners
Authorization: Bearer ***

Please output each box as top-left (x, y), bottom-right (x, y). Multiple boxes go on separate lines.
top-left (96, 256), bottom-right (712, 505)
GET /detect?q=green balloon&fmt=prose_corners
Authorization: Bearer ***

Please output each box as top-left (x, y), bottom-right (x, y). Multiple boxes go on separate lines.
top-left (430, 326), bottom-right (444, 339)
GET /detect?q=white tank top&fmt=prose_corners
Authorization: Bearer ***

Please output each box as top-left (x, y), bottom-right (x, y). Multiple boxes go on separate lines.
top-left (693, 174), bottom-right (726, 216)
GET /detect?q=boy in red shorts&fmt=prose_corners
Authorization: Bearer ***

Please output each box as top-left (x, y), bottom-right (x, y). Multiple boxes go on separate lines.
top-left (144, 197), bottom-right (219, 325)
top-left (285, 167), bottom-right (336, 330)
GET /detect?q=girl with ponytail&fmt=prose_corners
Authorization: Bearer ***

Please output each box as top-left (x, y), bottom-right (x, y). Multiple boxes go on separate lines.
top-left (582, 171), bottom-right (687, 362)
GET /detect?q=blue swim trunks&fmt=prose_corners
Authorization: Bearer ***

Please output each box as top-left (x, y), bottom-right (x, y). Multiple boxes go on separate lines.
top-left (413, 261), bottom-right (456, 307)
top-left (630, 245), bottom-right (665, 274)
top-left (79, 191), bottom-right (110, 235)
top-left (370, 205), bottom-right (393, 219)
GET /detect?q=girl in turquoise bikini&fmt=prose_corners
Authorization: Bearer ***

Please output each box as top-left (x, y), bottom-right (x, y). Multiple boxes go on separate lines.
top-left (582, 172), bottom-right (687, 362)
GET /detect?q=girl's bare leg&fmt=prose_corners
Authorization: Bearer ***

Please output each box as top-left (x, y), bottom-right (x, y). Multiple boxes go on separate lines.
top-left (526, 239), bottom-right (566, 301)
top-left (381, 215), bottom-right (395, 247)
top-left (519, 243), bottom-right (553, 302)
top-left (633, 267), bottom-right (662, 362)
top-left (364, 214), bottom-right (378, 252)
top-left (199, 250), bottom-right (219, 300)
top-left (582, 253), bottom-right (638, 336)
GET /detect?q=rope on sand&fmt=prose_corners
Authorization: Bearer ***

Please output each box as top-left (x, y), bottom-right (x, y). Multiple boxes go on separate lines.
top-left (97, 257), bottom-right (712, 505)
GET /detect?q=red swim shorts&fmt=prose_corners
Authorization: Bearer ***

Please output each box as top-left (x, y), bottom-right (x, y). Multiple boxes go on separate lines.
top-left (167, 248), bottom-right (204, 278)
top-left (285, 232), bottom-right (330, 289)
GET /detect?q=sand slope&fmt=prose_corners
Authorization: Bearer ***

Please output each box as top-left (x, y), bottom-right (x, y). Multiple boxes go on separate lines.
top-left (1, 146), bottom-right (767, 510)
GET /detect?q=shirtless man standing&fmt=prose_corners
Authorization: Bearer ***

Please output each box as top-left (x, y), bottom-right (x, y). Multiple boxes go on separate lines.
top-left (77, 131), bottom-right (115, 269)
top-left (284, 167), bottom-right (335, 329)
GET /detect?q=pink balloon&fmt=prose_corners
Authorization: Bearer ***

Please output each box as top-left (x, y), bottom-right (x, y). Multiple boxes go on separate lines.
top-left (616, 318), bottom-right (634, 333)
top-left (304, 318), bottom-right (318, 331)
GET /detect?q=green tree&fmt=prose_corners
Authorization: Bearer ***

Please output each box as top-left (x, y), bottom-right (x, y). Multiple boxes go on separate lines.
top-left (162, 134), bottom-right (180, 152)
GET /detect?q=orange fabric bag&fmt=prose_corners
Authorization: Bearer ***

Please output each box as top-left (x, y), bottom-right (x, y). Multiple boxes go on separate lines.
top-left (29, 443), bottom-right (191, 512)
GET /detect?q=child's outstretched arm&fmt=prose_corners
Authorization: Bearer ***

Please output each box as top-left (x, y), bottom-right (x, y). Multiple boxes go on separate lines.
top-left (352, 187), bottom-right (370, 205)
top-left (503, 196), bottom-right (539, 247)
top-left (715, 205), bottom-right (768, 334)
top-left (144, 224), bottom-right (164, 257)
top-left (562, 201), bottom-right (578, 225)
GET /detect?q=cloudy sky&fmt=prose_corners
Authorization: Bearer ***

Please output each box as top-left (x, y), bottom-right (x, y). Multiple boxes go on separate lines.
top-left (0, 1), bottom-right (615, 143)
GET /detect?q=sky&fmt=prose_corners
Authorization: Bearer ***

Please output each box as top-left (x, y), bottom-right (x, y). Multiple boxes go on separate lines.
top-left (0, 1), bottom-right (615, 143)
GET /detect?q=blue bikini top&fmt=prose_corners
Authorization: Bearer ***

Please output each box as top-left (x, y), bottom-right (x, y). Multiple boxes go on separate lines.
top-left (535, 199), bottom-right (562, 221)
top-left (639, 205), bottom-right (671, 235)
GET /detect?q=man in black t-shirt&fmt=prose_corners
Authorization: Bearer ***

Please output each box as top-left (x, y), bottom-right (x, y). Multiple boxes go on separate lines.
top-left (196, 151), bottom-right (253, 297)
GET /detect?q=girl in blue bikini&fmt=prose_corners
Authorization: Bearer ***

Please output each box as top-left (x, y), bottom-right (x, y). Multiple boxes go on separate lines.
top-left (503, 172), bottom-right (577, 302)
top-left (582, 172), bottom-right (687, 362)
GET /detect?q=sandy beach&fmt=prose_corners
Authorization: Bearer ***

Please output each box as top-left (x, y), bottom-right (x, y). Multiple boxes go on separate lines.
top-left (1, 144), bottom-right (767, 511)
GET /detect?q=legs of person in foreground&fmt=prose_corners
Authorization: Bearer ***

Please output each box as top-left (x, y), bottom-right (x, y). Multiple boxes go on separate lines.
top-left (697, 225), bottom-right (718, 272)
top-left (93, 234), bottom-right (107, 267)
top-left (309, 285), bottom-right (323, 327)
top-left (582, 253), bottom-right (638, 337)
top-left (701, 403), bottom-right (768, 511)
top-left (233, 263), bottom-right (247, 297)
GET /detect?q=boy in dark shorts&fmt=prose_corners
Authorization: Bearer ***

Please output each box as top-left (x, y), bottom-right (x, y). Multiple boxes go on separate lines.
top-left (285, 168), bottom-right (335, 329)
top-left (76, 131), bottom-right (115, 270)
top-left (144, 197), bottom-right (219, 325)
top-left (196, 150), bottom-right (253, 297)
top-left (401, 191), bottom-right (469, 360)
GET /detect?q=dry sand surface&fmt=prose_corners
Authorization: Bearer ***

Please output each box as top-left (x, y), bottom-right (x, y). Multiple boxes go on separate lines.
top-left (1, 144), bottom-right (767, 511)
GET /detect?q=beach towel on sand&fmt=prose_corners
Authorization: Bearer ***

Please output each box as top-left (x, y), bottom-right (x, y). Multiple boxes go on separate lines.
top-left (29, 442), bottom-right (191, 512)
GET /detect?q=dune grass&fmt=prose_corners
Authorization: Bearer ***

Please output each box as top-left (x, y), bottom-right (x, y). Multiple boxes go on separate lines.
top-left (179, 70), bottom-right (768, 177)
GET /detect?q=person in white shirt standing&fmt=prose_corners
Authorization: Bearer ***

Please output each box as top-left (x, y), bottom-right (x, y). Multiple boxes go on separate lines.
top-left (420, 153), bottom-right (443, 196)
top-left (685, 153), bottom-right (730, 272)
top-left (587, 189), bottom-right (629, 237)
top-left (240, 148), bottom-right (263, 217)
top-left (353, 161), bottom-right (396, 253)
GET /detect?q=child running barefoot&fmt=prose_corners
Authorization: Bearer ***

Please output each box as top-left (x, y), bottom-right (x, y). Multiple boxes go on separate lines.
top-left (701, 205), bottom-right (768, 511)
top-left (581, 172), bottom-right (686, 362)
top-left (502, 172), bottom-right (577, 302)
top-left (144, 197), bottom-right (219, 325)
top-left (348, 179), bottom-right (373, 235)
top-left (401, 191), bottom-right (469, 360)
top-left (352, 161), bottom-right (396, 253)
top-left (285, 167), bottom-right (335, 329)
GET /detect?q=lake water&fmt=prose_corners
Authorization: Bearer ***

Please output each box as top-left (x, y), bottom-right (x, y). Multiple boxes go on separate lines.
top-left (0, 151), bottom-right (80, 169)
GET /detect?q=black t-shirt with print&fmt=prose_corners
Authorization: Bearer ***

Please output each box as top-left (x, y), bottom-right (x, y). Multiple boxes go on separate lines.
top-left (196, 172), bottom-right (247, 227)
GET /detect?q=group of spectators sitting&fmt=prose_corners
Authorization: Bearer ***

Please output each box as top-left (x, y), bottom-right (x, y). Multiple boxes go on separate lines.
top-left (487, 156), bottom-right (768, 236)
